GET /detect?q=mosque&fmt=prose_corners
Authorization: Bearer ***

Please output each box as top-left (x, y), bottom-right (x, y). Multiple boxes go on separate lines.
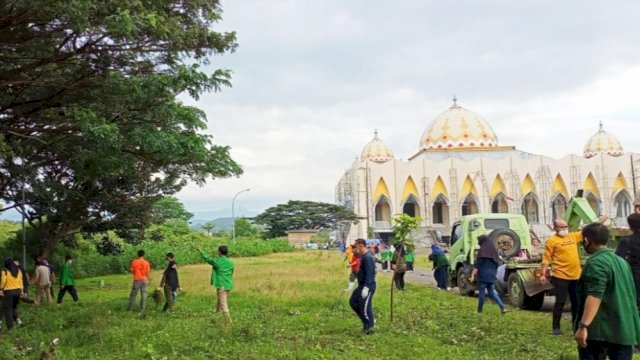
top-left (335, 98), bottom-right (639, 244)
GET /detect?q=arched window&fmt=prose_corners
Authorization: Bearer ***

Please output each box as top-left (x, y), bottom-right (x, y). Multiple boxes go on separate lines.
top-left (521, 192), bottom-right (539, 224)
top-left (613, 191), bottom-right (632, 219)
top-left (402, 196), bottom-right (420, 218)
top-left (551, 194), bottom-right (567, 222)
top-left (374, 197), bottom-right (391, 221)
top-left (491, 194), bottom-right (509, 213)
top-left (461, 195), bottom-right (479, 216)
top-left (432, 195), bottom-right (450, 225)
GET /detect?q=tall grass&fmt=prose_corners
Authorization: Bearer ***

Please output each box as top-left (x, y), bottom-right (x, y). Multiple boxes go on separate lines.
top-left (0, 251), bottom-right (584, 359)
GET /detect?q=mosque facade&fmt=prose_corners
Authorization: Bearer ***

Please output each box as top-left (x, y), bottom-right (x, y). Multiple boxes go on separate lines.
top-left (335, 99), bottom-right (638, 243)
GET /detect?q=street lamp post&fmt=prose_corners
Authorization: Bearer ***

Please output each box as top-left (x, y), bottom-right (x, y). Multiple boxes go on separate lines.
top-left (232, 188), bottom-right (250, 243)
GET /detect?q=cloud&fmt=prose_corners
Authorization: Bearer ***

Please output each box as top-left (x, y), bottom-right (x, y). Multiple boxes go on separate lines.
top-left (176, 0), bottom-right (640, 216)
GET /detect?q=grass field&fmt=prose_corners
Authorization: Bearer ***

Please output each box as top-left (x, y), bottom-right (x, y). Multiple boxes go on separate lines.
top-left (1, 250), bottom-right (584, 359)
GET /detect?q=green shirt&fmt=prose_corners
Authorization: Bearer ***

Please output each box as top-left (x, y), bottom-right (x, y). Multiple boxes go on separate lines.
top-left (200, 252), bottom-right (235, 291)
top-left (60, 262), bottom-right (75, 286)
top-left (381, 249), bottom-right (391, 261)
top-left (576, 248), bottom-right (640, 345)
top-left (405, 251), bottom-right (415, 262)
top-left (429, 253), bottom-right (449, 269)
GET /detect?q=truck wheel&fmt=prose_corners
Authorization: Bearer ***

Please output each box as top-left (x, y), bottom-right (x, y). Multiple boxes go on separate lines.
top-left (489, 228), bottom-right (521, 259)
top-left (457, 267), bottom-right (475, 296)
top-left (507, 273), bottom-right (544, 310)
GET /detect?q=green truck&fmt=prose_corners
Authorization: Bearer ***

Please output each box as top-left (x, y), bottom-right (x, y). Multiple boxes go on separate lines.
top-left (446, 191), bottom-right (628, 310)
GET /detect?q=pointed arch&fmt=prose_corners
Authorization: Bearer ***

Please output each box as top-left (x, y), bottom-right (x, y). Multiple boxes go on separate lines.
top-left (373, 177), bottom-right (391, 202)
top-left (521, 192), bottom-right (539, 224)
top-left (583, 172), bottom-right (600, 198)
top-left (461, 175), bottom-right (478, 196)
top-left (552, 174), bottom-right (569, 199)
top-left (520, 174), bottom-right (536, 196)
top-left (432, 176), bottom-right (448, 199)
top-left (612, 189), bottom-right (633, 220)
top-left (551, 193), bottom-right (567, 221)
top-left (461, 193), bottom-right (480, 215)
top-left (432, 194), bottom-right (450, 225)
top-left (490, 175), bottom-right (507, 198)
top-left (491, 193), bottom-right (509, 213)
top-left (402, 195), bottom-right (420, 218)
top-left (374, 196), bottom-right (392, 222)
top-left (611, 172), bottom-right (628, 196)
top-left (401, 176), bottom-right (420, 202)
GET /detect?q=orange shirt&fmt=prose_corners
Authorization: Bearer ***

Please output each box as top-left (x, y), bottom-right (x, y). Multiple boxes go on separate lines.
top-left (542, 231), bottom-right (582, 280)
top-left (130, 258), bottom-right (150, 281)
top-left (346, 246), bottom-right (354, 262)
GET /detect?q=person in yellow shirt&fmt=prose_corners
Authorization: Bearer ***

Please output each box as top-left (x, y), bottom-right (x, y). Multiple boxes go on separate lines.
top-left (540, 219), bottom-right (585, 336)
top-left (1, 258), bottom-right (25, 330)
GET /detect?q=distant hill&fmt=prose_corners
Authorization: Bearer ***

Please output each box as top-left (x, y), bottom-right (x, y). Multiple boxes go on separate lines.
top-left (190, 217), bottom-right (235, 232)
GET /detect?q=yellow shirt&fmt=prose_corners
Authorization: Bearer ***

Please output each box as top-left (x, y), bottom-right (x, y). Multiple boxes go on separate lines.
top-left (542, 231), bottom-right (582, 280)
top-left (1, 269), bottom-right (24, 291)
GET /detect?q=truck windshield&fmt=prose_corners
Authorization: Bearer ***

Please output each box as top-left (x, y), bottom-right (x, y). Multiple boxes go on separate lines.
top-left (484, 219), bottom-right (509, 230)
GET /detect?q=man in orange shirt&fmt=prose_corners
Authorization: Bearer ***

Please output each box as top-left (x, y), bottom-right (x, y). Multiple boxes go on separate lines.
top-left (127, 250), bottom-right (151, 312)
top-left (540, 219), bottom-right (585, 335)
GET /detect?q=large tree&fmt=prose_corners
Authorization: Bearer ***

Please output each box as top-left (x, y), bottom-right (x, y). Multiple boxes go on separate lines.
top-left (151, 196), bottom-right (194, 224)
top-left (0, 0), bottom-right (242, 254)
top-left (254, 201), bottom-right (357, 238)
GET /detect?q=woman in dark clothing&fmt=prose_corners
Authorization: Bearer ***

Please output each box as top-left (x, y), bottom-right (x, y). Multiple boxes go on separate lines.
top-left (391, 243), bottom-right (407, 290)
top-left (470, 235), bottom-right (506, 314)
top-left (429, 244), bottom-right (450, 290)
top-left (1, 258), bottom-right (25, 329)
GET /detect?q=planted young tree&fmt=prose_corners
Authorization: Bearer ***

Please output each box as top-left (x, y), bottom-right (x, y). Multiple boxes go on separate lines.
top-left (390, 213), bottom-right (420, 321)
top-left (254, 201), bottom-right (357, 238)
top-left (0, 1), bottom-right (242, 255)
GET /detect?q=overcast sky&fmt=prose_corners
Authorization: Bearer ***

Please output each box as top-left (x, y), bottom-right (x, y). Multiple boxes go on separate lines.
top-left (176, 0), bottom-right (640, 220)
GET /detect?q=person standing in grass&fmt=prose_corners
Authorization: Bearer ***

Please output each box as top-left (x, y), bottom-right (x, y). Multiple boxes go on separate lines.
top-left (344, 245), bottom-right (360, 292)
top-left (429, 244), bottom-right (450, 290)
top-left (349, 238), bottom-right (376, 334)
top-left (57, 255), bottom-right (79, 304)
top-left (575, 223), bottom-right (640, 359)
top-left (127, 250), bottom-right (150, 312)
top-left (405, 245), bottom-right (415, 272)
top-left (1, 258), bottom-right (25, 330)
top-left (391, 242), bottom-right (407, 291)
top-left (159, 252), bottom-right (180, 312)
top-left (196, 245), bottom-right (235, 317)
top-left (470, 235), bottom-right (506, 314)
top-left (32, 259), bottom-right (52, 305)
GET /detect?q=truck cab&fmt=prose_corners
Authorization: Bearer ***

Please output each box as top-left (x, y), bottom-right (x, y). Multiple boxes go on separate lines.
top-left (448, 213), bottom-right (530, 296)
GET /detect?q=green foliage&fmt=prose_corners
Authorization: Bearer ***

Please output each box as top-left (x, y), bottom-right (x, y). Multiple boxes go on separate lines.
top-left (151, 196), bottom-right (194, 224)
top-left (233, 217), bottom-right (259, 237)
top-left (310, 229), bottom-right (331, 244)
top-left (201, 221), bottom-right (215, 236)
top-left (392, 213), bottom-right (421, 248)
top-left (255, 200), bottom-right (357, 238)
top-left (0, 0), bottom-right (242, 255)
top-left (1, 252), bottom-right (578, 359)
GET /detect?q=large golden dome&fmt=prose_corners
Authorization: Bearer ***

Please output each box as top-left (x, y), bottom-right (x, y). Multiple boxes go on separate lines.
top-left (583, 122), bottom-right (623, 158)
top-left (419, 99), bottom-right (498, 150)
top-left (361, 130), bottom-right (394, 163)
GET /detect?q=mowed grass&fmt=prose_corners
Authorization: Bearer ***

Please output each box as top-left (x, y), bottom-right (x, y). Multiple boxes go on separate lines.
top-left (1, 251), bottom-right (583, 359)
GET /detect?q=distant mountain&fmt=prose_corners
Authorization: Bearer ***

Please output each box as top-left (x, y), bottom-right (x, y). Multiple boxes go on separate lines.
top-left (190, 217), bottom-right (244, 232)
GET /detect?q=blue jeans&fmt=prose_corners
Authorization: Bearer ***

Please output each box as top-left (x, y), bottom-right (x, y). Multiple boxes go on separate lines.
top-left (578, 340), bottom-right (633, 360)
top-left (478, 281), bottom-right (504, 312)
top-left (349, 285), bottom-right (376, 331)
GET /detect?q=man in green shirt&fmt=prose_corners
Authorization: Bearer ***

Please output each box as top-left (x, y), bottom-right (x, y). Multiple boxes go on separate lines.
top-left (575, 223), bottom-right (640, 359)
top-left (196, 245), bottom-right (235, 317)
top-left (57, 255), bottom-right (78, 304)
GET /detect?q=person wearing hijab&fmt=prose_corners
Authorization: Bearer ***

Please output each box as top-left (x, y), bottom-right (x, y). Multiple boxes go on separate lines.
top-left (470, 235), bottom-right (506, 314)
top-left (429, 244), bottom-right (450, 290)
top-left (1, 257), bottom-right (25, 330)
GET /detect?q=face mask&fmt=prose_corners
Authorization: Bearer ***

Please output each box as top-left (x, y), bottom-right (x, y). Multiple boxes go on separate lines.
top-left (558, 229), bottom-right (568, 237)
top-left (582, 239), bottom-right (591, 254)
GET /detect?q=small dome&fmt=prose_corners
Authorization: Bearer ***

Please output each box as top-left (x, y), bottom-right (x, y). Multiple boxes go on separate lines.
top-left (584, 122), bottom-right (624, 158)
top-left (419, 97), bottom-right (499, 150)
top-left (361, 130), bottom-right (394, 163)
